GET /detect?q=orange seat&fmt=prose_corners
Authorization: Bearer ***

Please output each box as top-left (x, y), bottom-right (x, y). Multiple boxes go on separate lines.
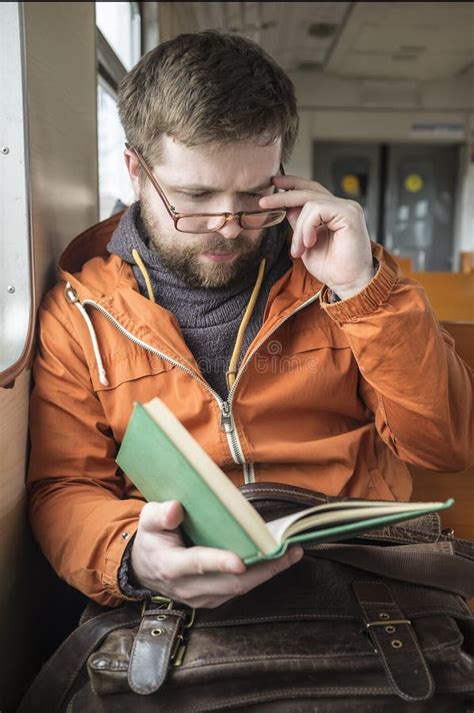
top-left (409, 322), bottom-right (473, 541)
top-left (460, 251), bottom-right (474, 275)
top-left (406, 272), bottom-right (474, 322)
top-left (392, 255), bottom-right (414, 274)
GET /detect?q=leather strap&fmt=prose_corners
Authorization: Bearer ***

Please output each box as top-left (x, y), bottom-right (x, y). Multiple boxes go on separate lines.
top-left (353, 581), bottom-right (435, 701)
top-left (309, 542), bottom-right (474, 597)
top-left (128, 607), bottom-right (186, 694)
top-left (17, 605), bottom-right (141, 713)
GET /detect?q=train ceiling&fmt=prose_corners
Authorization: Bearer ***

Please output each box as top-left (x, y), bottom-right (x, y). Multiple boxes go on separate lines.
top-left (186, 1), bottom-right (474, 81)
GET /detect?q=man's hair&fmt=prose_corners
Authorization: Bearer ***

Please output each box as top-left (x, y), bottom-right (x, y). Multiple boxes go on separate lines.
top-left (118, 30), bottom-right (299, 165)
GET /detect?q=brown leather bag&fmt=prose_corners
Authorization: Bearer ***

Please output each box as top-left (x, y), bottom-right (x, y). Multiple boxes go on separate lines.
top-left (18, 484), bottom-right (474, 713)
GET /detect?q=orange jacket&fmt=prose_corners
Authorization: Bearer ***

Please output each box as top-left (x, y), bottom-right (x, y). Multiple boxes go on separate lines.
top-left (27, 212), bottom-right (473, 606)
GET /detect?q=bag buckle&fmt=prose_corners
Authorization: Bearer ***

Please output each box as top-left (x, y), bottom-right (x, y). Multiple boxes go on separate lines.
top-left (140, 597), bottom-right (195, 667)
top-left (141, 595), bottom-right (175, 616)
top-left (171, 607), bottom-right (195, 667)
top-left (365, 618), bottom-right (412, 629)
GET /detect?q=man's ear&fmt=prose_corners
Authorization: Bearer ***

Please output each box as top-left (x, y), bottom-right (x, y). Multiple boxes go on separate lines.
top-left (124, 148), bottom-right (141, 199)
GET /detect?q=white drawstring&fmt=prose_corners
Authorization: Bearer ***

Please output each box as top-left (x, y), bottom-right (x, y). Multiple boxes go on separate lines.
top-left (73, 301), bottom-right (109, 386)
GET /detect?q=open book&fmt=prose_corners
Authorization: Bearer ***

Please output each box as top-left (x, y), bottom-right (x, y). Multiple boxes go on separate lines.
top-left (116, 398), bottom-right (454, 565)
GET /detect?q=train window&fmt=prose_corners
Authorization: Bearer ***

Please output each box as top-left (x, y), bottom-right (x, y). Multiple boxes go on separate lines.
top-left (95, 2), bottom-right (141, 70)
top-left (96, 1), bottom-right (141, 219)
top-left (0, 2), bottom-right (35, 388)
top-left (97, 79), bottom-right (133, 219)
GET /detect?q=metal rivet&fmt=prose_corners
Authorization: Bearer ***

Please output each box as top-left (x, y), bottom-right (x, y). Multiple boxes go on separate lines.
top-left (385, 625), bottom-right (396, 633)
top-left (441, 528), bottom-right (454, 537)
top-left (7, 285), bottom-right (15, 294)
top-left (1, 146), bottom-right (10, 155)
top-left (93, 658), bottom-right (108, 669)
top-left (391, 639), bottom-right (403, 648)
top-left (151, 628), bottom-right (162, 636)
top-left (379, 613), bottom-right (390, 620)
top-left (156, 614), bottom-right (167, 621)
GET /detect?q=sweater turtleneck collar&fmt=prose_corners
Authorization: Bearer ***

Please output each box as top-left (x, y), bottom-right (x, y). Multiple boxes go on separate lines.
top-left (107, 201), bottom-right (291, 327)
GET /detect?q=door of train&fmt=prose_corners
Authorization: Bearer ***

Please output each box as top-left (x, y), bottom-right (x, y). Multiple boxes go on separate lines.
top-left (313, 142), bottom-right (458, 271)
top-left (312, 142), bottom-right (380, 242)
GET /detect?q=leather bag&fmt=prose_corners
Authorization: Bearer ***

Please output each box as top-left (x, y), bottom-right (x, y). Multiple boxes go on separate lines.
top-left (18, 483), bottom-right (474, 713)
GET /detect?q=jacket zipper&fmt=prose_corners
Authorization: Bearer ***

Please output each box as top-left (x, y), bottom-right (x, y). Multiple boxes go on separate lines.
top-left (224, 290), bottom-right (321, 481)
top-left (66, 284), bottom-right (320, 483)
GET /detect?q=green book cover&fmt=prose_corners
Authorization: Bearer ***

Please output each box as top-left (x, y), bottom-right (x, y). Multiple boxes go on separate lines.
top-left (116, 401), bottom-right (271, 561)
top-left (116, 398), bottom-right (454, 565)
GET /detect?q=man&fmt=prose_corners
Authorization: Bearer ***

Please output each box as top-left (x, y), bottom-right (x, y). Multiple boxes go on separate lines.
top-left (28, 30), bottom-right (472, 611)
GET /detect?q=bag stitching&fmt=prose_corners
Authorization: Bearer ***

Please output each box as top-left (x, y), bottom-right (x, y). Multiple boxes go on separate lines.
top-left (373, 624), bottom-right (435, 701)
top-left (162, 685), bottom-right (398, 713)
top-left (355, 581), bottom-right (435, 701)
top-left (128, 614), bottom-right (182, 695)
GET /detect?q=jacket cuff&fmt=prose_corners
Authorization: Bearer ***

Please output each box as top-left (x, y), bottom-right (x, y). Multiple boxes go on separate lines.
top-left (118, 534), bottom-right (156, 600)
top-left (320, 253), bottom-right (398, 324)
top-left (103, 517), bottom-right (143, 602)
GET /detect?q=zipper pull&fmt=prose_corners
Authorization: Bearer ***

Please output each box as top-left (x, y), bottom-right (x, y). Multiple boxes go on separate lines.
top-left (65, 281), bottom-right (79, 304)
top-left (220, 402), bottom-right (234, 434)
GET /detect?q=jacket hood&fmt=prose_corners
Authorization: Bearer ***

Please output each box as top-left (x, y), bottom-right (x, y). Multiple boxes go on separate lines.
top-left (59, 210), bottom-right (125, 275)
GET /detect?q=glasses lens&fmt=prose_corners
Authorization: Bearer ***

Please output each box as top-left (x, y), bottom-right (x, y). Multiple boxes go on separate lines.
top-left (176, 210), bottom-right (287, 234)
top-left (176, 215), bottom-right (226, 233)
top-left (241, 210), bottom-right (287, 229)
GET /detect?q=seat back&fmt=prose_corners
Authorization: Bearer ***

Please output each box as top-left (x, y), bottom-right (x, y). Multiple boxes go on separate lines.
top-left (409, 321), bottom-right (474, 542)
top-left (407, 273), bottom-right (474, 321)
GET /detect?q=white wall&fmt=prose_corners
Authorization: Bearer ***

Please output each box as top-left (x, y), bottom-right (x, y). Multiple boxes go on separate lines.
top-left (291, 65), bottom-right (474, 112)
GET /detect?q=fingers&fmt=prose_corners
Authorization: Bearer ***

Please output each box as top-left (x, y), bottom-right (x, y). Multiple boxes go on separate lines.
top-left (290, 203), bottom-right (323, 258)
top-left (239, 545), bottom-right (304, 592)
top-left (139, 500), bottom-right (184, 533)
top-left (271, 174), bottom-right (333, 196)
top-left (260, 175), bottom-right (331, 210)
top-left (168, 546), bottom-right (304, 607)
top-left (158, 545), bottom-right (246, 581)
top-left (135, 502), bottom-right (305, 609)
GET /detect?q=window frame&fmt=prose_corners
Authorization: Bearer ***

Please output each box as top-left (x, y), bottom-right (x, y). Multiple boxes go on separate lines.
top-left (96, 1), bottom-right (142, 219)
top-left (0, 2), bottom-right (36, 389)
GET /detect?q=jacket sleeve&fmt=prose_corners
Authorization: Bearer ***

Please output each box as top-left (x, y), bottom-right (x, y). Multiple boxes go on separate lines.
top-left (27, 289), bottom-right (144, 607)
top-left (320, 243), bottom-right (473, 472)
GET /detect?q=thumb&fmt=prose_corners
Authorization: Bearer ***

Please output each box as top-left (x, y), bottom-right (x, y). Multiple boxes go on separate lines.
top-left (286, 206), bottom-right (300, 232)
top-left (139, 500), bottom-right (184, 533)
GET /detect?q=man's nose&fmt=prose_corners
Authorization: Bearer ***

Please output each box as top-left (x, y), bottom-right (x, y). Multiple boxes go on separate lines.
top-left (217, 214), bottom-right (244, 240)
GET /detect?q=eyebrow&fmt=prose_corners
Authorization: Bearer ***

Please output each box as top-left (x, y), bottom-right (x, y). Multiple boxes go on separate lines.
top-left (168, 179), bottom-right (273, 193)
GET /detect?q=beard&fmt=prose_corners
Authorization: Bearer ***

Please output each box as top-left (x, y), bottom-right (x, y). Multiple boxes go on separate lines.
top-left (139, 193), bottom-right (266, 289)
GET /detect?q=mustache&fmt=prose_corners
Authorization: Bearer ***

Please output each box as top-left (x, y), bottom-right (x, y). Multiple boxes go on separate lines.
top-left (195, 236), bottom-right (255, 254)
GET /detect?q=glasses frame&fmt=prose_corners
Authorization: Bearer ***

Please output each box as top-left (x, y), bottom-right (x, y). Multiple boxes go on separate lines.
top-left (126, 143), bottom-right (287, 234)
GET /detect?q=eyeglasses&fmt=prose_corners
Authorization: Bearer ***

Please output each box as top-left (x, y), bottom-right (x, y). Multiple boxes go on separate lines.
top-left (126, 143), bottom-right (287, 234)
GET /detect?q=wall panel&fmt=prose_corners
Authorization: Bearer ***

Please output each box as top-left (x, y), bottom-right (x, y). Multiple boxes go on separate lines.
top-left (0, 3), bottom-right (98, 710)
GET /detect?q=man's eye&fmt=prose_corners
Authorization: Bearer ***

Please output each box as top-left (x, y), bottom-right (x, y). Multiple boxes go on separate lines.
top-left (184, 191), bottom-right (263, 200)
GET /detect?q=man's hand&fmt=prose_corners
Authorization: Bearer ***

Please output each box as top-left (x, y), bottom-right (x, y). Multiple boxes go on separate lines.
top-left (130, 501), bottom-right (304, 609)
top-left (260, 175), bottom-right (375, 300)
